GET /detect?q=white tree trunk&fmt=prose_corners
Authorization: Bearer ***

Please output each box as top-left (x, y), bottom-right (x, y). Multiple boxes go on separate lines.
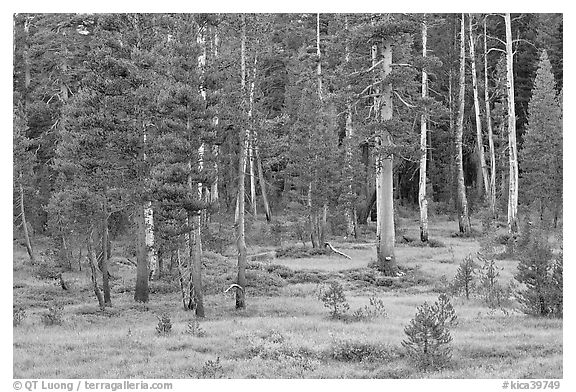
top-left (468, 14), bottom-right (490, 197)
top-left (344, 15), bottom-right (357, 238)
top-left (236, 14), bottom-right (248, 309)
top-left (143, 200), bottom-right (158, 279)
top-left (419, 16), bottom-right (429, 243)
top-left (484, 18), bottom-right (497, 217)
top-left (505, 13), bottom-right (519, 233)
top-left (377, 40), bottom-right (396, 275)
top-left (456, 14), bottom-right (471, 234)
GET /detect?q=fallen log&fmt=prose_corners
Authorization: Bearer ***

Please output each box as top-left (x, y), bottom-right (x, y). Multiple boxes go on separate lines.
top-left (324, 242), bottom-right (352, 260)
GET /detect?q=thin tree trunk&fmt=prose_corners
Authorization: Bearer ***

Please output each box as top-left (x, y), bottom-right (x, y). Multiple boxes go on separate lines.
top-left (249, 137), bottom-right (257, 217)
top-left (344, 15), bottom-right (357, 239)
top-left (236, 14), bottom-right (248, 310)
top-left (254, 136), bottom-right (271, 221)
top-left (504, 13), bottom-right (519, 233)
top-left (23, 16), bottom-right (32, 109)
top-left (87, 230), bottom-right (105, 311)
top-left (189, 212), bottom-right (205, 317)
top-left (377, 39), bottom-right (397, 275)
top-left (456, 14), bottom-right (472, 234)
top-left (101, 191), bottom-right (111, 306)
top-left (210, 25), bottom-right (220, 205)
top-left (134, 205), bottom-right (149, 303)
top-left (468, 14), bottom-right (490, 199)
top-left (18, 177), bottom-right (36, 264)
top-left (484, 18), bottom-right (497, 217)
top-left (419, 16), bottom-right (429, 243)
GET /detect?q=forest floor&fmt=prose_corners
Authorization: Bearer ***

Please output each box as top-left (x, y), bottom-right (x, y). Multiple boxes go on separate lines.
top-left (12, 216), bottom-right (563, 379)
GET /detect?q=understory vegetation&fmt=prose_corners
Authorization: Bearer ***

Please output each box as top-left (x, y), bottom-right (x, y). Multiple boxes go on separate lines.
top-left (13, 216), bottom-right (563, 379)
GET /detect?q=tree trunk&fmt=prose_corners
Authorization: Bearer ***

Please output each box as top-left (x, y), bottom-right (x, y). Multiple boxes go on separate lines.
top-left (134, 205), bottom-right (149, 303)
top-left (419, 17), bottom-right (429, 243)
top-left (189, 213), bottom-right (205, 317)
top-left (468, 14), bottom-right (490, 199)
top-left (144, 201), bottom-right (158, 280)
top-left (236, 14), bottom-right (248, 310)
top-left (87, 230), bottom-right (105, 311)
top-left (210, 25), bottom-right (220, 205)
top-left (18, 177), bottom-right (36, 264)
top-left (254, 140), bottom-right (271, 222)
top-left (377, 40), bottom-right (397, 276)
top-left (505, 13), bottom-right (519, 233)
top-left (249, 137), bottom-right (257, 217)
top-left (101, 192), bottom-right (111, 306)
top-left (456, 14), bottom-right (472, 234)
top-left (484, 17), bottom-right (497, 217)
top-left (344, 15), bottom-right (357, 239)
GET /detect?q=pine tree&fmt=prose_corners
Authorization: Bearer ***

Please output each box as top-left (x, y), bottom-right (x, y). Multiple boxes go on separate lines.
top-left (520, 51), bottom-right (562, 226)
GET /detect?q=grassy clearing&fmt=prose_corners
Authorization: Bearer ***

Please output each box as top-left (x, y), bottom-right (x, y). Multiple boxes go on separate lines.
top-left (13, 218), bottom-right (562, 379)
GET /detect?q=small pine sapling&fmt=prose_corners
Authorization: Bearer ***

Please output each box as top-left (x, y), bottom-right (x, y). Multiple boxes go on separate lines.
top-left (155, 314), bottom-right (172, 335)
top-left (451, 255), bottom-right (477, 299)
top-left (477, 255), bottom-right (507, 308)
top-left (514, 235), bottom-right (554, 316)
top-left (402, 294), bottom-right (457, 370)
top-left (318, 281), bottom-right (350, 319)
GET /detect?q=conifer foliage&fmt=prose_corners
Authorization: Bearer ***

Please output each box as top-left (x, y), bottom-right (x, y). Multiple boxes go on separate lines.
top-left (520, 51), bottom-right (563, 226)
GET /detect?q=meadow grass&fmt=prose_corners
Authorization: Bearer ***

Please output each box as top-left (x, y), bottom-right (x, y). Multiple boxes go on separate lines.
top-left (13, 218), bottom-right (562, 379)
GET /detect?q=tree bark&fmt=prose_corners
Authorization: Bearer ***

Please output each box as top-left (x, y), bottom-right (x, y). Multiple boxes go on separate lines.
top-left (419, 16), bottom-right (429, 243)
top-left (377, 39), bottom-right (397, 276)
top-left (235, 14), bottom-right (248, 310)
top-left (484, 17), bottom-right (497, 217)
top-left (504, 13), bottom-right (519, 233)
top-left (144, 201), bottom-right (158, 280)
top-left (254, 138), bottom-right (271, 222)
top-left (101, 191), bottom-right (111, 306)
top-left (468, 14), bottom-right (490, 199)
top-left (87, 230), bottom-right (105, 311)
top-left (456, 14), bottom-right (472, 234)
top-left (18, 177), bottom-right (36, 264)
top-left (189, 213), bottom-right (205, 317)
top-left (133, 205), bottom-right (149, 303)
top-left (344, 15), bottom-right (357, 239)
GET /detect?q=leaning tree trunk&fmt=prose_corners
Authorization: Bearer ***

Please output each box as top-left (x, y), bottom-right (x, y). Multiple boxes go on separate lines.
top-left (468, 14), bottom-right (490, 199)
top-left (456, 14), bottom-right (472, 234)
top-left (484, 17), bottom-right (497, 217)
top-left (377, 40), bottom-right (397, 276)
top-left (418, 16), bottom-right (429, 243)
top-left (134, 204), bottom-right (149, 303)
top-left (504, 13), bottom-right (519, 233)
top-left (254, 135), bottom-right (272, 222)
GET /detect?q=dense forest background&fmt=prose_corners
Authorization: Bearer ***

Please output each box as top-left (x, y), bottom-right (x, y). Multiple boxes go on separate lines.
top-left (12, 13), bottom-right (563, 313)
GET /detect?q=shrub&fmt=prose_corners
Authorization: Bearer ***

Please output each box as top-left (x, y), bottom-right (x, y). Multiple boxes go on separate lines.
top-left (200, 357), bottom-right (223, 379)
top-left (451, 255), bottom-right (477, 299)
top-left (330, 337), bottom-right (395, 362)
top-left (185, 318), bottom-right (206, 337)
top-left (477, 255), bottom-right (509, 308)
top-left (402, 294), bottom-right (456, 370)
top-left (41, 305), bottom-right (64, 326)
top-left (155, 314), bottom-right (172, 335)
top-left (350, 297), bottom-right (387, 321)
top-left (317, 281), bottom-right (350, 319)
top-left (13, 307), bottom-right (27, 327)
